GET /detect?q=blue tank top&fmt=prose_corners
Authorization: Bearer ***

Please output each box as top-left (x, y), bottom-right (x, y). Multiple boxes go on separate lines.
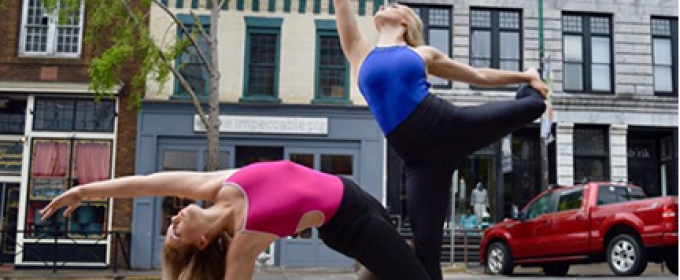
top-left (358, 45), bottom-right (430, 134)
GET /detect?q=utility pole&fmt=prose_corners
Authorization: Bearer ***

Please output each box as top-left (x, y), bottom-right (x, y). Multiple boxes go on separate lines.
top-left (538, 0), bottom-right (550, 189)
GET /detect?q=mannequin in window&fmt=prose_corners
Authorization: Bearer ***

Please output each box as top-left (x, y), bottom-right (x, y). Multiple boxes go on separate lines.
top-left (470, 182), bottom-right (489, 224)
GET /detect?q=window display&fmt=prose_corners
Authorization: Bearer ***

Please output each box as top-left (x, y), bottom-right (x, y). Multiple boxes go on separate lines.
top-left (26, 139), bottom-right (112, 238)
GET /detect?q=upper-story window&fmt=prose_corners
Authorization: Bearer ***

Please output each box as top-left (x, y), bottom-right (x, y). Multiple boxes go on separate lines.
top-left (470, 8), bottom-right (522, 89)
top-left (562, 14), bottom-right (613, 93)
top-left (651, 17), bottom-right (678, 96)
top-left (242, 17), bottom-right (283, 103)
top-left (173, 15), bottom-right (211, 100)
top-left (313, 20), bottom-right (350, 104)
top-left (410, 5), bottom-right (452, 88)
top-left (19, 0), bottom-right (85, 57)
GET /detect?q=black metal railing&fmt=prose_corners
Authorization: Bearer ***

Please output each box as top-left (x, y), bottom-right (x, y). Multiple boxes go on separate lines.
top-left (0, 228), bottom-right (131, 273)
top-left (395, 219), bottom-right (483, 267)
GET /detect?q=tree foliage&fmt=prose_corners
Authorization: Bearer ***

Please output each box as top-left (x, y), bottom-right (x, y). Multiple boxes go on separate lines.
top-left (42, 0), bottom-right (226, 170)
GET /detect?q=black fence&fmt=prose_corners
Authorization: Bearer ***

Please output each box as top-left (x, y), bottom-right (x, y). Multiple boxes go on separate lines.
top-left (0, 228), bottom-right (131, 273)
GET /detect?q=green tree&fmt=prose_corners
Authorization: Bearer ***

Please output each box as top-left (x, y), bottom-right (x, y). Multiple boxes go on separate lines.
top-left (44, 0), bottom-right (225, 171)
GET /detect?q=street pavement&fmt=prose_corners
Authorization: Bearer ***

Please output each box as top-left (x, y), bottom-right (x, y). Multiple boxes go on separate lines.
top-left (0, 263), bottom-right (675, 279)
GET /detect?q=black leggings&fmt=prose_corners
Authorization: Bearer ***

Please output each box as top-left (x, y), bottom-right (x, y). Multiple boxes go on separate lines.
top-left (386, 84), bottom-right (546, 280)
top-left (319, 177), bottom-right (431, 280)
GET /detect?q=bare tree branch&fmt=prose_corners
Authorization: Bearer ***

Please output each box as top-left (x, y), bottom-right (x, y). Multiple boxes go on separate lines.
top-left (189, 10), bottom-right (212, 44)
top-left (150, 0), bottom-right (214, 74)
top-left (217, 0), bottom-right (227, 9)
top-left (157, 50), bottom-right (211, 127)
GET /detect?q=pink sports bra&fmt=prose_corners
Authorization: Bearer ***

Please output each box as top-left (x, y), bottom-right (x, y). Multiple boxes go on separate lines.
top-left (224, 160), bottom-right (344, 237)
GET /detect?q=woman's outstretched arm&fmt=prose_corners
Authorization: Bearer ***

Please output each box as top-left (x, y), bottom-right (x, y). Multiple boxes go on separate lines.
top-left (421, 46), bottom-right (549, 96)
top-left (333, 0), bottom-right (371, 64)
top-left (40, 170), bottom-right (236, 219)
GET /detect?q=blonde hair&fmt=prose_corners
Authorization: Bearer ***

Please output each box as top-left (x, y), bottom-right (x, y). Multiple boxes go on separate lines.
top-left (403, 7), bottom-right (425, 47)
top-left (162, 232), bottom-right (231, 280)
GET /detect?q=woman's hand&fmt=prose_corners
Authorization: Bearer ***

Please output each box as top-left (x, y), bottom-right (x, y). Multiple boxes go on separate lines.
top-left (39, 187), bottom-right (83, 220)
top-left (524, 68), bottom-right (549, 98)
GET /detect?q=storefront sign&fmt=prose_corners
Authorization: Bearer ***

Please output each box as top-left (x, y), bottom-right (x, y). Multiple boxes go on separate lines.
top-left (194, 115), bottom-right (328, 135)
top-left (628, 147), bottom-right (652, 159)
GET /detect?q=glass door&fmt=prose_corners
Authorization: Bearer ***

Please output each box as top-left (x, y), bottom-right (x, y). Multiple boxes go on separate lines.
top-left (0, 183), bottom-right (19, 264)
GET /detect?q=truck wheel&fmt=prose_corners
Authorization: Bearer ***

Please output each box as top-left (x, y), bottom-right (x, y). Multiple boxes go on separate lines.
top-left (607, 234), bottom-right (648, 276)
top-left (543, 264), bottom-right (570, 276)
top-left (665, 253), bottom-right (678, 275)
top-left (486, 242), bottom-right (514, 275)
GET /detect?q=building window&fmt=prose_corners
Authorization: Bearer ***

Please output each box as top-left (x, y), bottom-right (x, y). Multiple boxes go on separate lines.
top-left (651, 17), bottom-right (678, 96)
top-left (242, 17), bottom-right (283, 102)
top-left (562, 14), bottom-right (613, 93)
top-left (470, 8), bottom-right (523, 86)
top-left (19, 0), bottom-right (85, 57)
top-left (573, 126), bottom-right (609, 182)
top-left (0, 99), bottom-right (27, 134)
top-left (410, 5), bottom-right (452, 88)
top-left (314, 20), bottom-right (349, 104)
top-left (33, 98), bottom-right (115, 132)
top-left (27, 139), bottom-right (111, 238)
top-left (174, 15), bottom-right (211, 100)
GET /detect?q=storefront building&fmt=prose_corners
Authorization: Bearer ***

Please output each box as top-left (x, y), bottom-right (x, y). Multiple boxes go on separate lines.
top-left (130, 102), bottom-right (383, 268)
top-left (131, 0), bottom-right (386, 269)
top-left (0, 0), bottom-right (137, 268)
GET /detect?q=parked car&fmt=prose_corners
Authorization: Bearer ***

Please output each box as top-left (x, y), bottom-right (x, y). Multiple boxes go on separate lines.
top-left (480, 182), bottom-right (678, 276)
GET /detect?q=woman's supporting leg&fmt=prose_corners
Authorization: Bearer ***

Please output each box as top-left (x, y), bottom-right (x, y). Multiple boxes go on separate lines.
top-left (386, 84), bottom-right (545, 280)
top-left (404, 164), bottom-right (453, 280)
top-left (403, 85), bottom-right (543, 280)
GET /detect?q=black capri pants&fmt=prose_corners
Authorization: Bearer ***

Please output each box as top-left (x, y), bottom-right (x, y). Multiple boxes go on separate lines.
top-left (386, 84), bottom-right (546, 280)
top-left (319, 177), bottom-right (431, 280)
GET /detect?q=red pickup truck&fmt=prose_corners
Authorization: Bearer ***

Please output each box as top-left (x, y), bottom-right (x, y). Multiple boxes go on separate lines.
top-left (480, 182), bottom-right (678, 276)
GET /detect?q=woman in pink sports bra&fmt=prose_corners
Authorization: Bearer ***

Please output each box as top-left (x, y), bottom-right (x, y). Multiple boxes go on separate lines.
top-left (40, 160), bottom-right (430, 280)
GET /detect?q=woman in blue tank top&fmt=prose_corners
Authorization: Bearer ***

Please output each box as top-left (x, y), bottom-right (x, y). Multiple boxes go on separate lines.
top-left (333, 1), bottom-right (548, 280)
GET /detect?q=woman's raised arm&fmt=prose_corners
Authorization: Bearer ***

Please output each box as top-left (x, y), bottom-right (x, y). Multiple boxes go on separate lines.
top-left (333, 0), bottom-right (371, 64)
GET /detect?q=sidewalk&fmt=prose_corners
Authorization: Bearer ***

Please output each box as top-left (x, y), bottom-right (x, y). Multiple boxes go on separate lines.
top-left (0, 265), bottom-right (480, 280)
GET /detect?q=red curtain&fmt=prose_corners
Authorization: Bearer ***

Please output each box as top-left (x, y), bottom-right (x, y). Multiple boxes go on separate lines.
top-left (31, 141), bottom-right (70, 177)
top-left (75, 142), bottom-right (111, 185)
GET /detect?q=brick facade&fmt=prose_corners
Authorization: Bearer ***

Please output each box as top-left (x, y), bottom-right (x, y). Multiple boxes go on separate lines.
top-left (0, 0), bottom-right (137, 267)
top-left (0, 1), bottom-right (91, 82)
